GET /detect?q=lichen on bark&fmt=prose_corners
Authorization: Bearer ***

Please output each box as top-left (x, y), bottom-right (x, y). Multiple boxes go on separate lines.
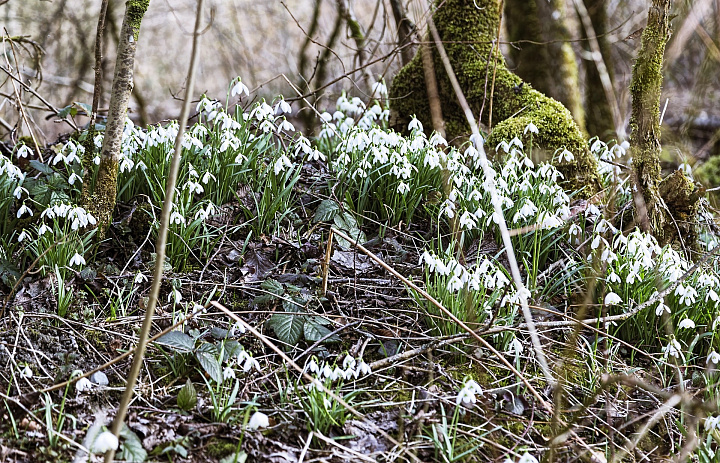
top-left (389, 0), bottom-right (600, 196)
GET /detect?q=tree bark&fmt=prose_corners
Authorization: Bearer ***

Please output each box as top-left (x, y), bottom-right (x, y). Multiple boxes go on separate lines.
top-left (630, 0), bottom-right (701, 248)
top-left (504, 0), bottom-right (585, 131)
top-left (88, 0), bottom-right (150, 234)
top-left (389, 0), bottom-right (600, 196)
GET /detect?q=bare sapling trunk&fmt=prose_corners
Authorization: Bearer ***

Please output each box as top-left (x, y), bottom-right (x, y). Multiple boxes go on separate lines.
top-left (88, 0), bottom-right (150, 234)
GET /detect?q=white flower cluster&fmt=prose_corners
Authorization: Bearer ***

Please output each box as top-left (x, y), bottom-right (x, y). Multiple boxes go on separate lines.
top-left (420, 251), bottom-right (510, 294)
top-left (222, 346), bottom-right (261, 381)
top-left (456, 379), bottom-right (482, 405)
top-left (303, 355), bottom-right (371, 382)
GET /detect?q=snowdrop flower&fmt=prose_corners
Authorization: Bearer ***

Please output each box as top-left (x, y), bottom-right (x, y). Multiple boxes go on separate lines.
top-left (247, 411), bottom-right (269, 430)
top-left (456, 379), bottom-right (482, 405)
top-left (17, 229), bottom-right (29, 243)
top-left (21, 365), bottom-right (33, 378)
top-left (356, 359), bottom-right (371, 376)
top-left (223, 366), bottom-right (236, 381)
top-left (242, 355), bottom-right (260, 372)
top-left (518, 454), bottom-right (539, 463)
top-left (231, 77), bottom-right (250, 97)
top-left (134, 272), bottom-right (147, 284)
top-left (706, 415), bottom-right (720, 432)
top-left (170, 211), bottom-right (185, 226)
top-left (558, 149), bottom-right (575, 162)
top-left (459, 210), bottom-right (477, 230)
top-left (16, 203), bottom-right (33, 218)
top-left (69, 253), bottom-right (86, 267)
top-left (655, 301), bottom-right (670, 316)
top-left (342, 355), bottom-right (356, 370)
top-left (274, 98), bottom-right (292, 115)
top-left (397, 181), bottom-right (410, 195)
top-left (707, 350), bottom-right (720, 365)
top-left (68, 172), bottom-right (82, 185)
top-left (229, 321), bottom-right (246, 336)
top-left (305, 358), bottom-right (320, 375)
top-left (707, 289), bottom-right (719, 305)
top-left (408, 117), bottom-right (423, 132)
top-left (371, 81), bottom-right (388, 98)
top-left (506, 338), bottom-right (523, 356)
top-left (76, 377), bottom-right (93, 393)
top-left (678, 319), bottom-right (695, 329)
top-left (321, 363), bottom-right (333, 379)
top-left (15, 144), bottom-right (31, 158)
top-left (276, 118), bottom-right (295, 133)
top-left (309, 149), bottom-right (326, 162)
top-left (13, 185), bottom-right (27, 199)
top-left (675, 284), bottom-right (698, 306)
top-left (523, 122), bottom-right (538, 135)
top-left (604, 292), bottom-right (622, 306)
top-left (662, 338), bottom-right (682, 359)
top-left (92, 431), bottom-right (119, 453)
top-left (607, 272), bottom-right (621, 284)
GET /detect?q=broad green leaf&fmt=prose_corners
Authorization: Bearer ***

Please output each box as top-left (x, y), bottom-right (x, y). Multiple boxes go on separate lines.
top-left (155, 331), bottom-right (194, 353)
top-left (118, 424), bottom-right (148, 462)
top-left (304, 318), bottom-right (340, 343)
top-left (29, 160), bottom-right (54, 175)
top-left (177, 379), bottom-right (197, 411)
top-left (267, 313), bottom-right (304, 345)
top-left (333, 212), bottom-right (366, 250)
top-left (195, 350), bottom-right (222, 383)
top-left (260, 278), bottom-right (284, 296)
top-left (313, 199), bottom-right (340, 223)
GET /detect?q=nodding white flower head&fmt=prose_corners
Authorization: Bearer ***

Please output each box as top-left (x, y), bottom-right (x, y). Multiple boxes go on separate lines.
top-left (69, 253), bottom-right (86, 267)
top-left (408, 117), bottom-right (423, 133)
top-left (655, 301), bottom-right (670, 316)
top-left (92, 431), bottom-right (119, 453)
top-left (357, 359), bottom-right (371, 376)
top-left (707, 350), bottom-right (720, 365)
top-left (306, 358), bottom-right (320, 375)
top-left (231, 77), bottom-right (250, 97)
top-left (604, 292), bottom-right (622, 306)
top-left (21, 365), bottom-right (33, 378)
top-left (506, 338), bottom-right (523, 356)
top-left (662, 338), bottom-right (683, 359)
top-left (76, 377), bottom-right (93, 393)
top-left (223, 366), bottom-right (236, 381)
top-left (17, 229), bottom-right (29, 243)
top-left (706, 415), bottom-right (720, 432)
top-left (678, 318), bottom-right (695, 329)
top-left (524, 123), bottom-right (539, 135)
top-left (371, 81), bottom-right (388, 98)
top-left (247, 411), bottom-right (269, 430)
top-left (456, 379), bottom-right (483, 406)
top-left (517, 453), bottom-right (540, 463)
top-left (16, 203), bottom-right (33, 218)
top-left (274, 98), bottom-right (292, 115)
top-left (16, 144), bottom-right (31, 158)
top-left (342, 355), bottom-right (356, 370)
top-left (558, 149), bottom-right (575, 162)
top-left (134, 272), bottom-right (147, 284)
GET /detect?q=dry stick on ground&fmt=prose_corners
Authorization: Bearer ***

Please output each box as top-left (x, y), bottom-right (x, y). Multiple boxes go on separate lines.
top-left (209, 300), bottom-right (422, 463)
top-left (103, 1), bottom-right (204, 461)
top-left (425, 16), bottom-right (556, 388)
top-left (330, 227), bottom-right (553, 412)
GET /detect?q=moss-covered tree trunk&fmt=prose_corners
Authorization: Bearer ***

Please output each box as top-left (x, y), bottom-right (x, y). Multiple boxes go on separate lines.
top-left (87, 0), bottom-right (150, 233)
top-left (389, 0), bottom-right (600, 196)
top-left (504, 0), bottom-right (584, 130)
top-left (630, 0), bottom-right (701, 247)
top-left (580, 0), bottom-right (616, 139)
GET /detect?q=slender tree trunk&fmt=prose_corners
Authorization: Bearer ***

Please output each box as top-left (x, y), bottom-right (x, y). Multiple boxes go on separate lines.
top-left (580, 0), bottom-right (616, 139)
top-left (389, 0), bottom-right (414, 66)
top-left (89, 0), bottom-right (150, 234)
top-left (630, 0), bottom-right (700, 248)
top-left (504, 0), bottom-right (585, 130)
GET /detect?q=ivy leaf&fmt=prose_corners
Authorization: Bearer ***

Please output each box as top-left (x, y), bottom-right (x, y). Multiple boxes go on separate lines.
top-left (155, 331), bottom-right (195, 353)
top-left (267, 313), bottom-right (305, 346)
top-left (118, 424), bottom-right (148, 462)
top-left (313, 199), bottom-right (340, 223)
top-left (177, 379), bottom-right (197, 411)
